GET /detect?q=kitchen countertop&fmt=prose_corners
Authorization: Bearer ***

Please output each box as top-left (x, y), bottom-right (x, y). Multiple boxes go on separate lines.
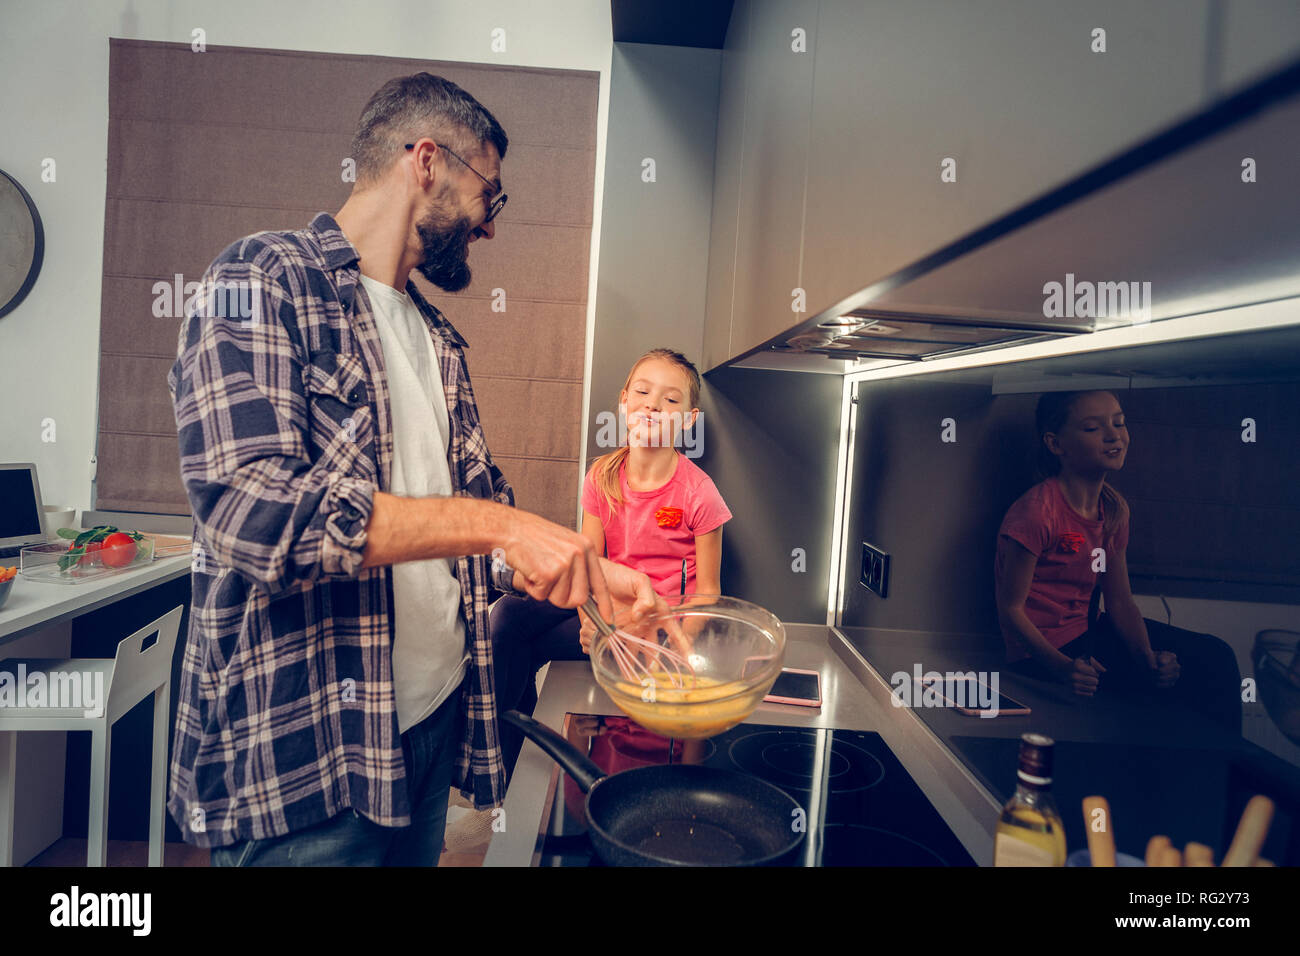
top-left (833, 625), bottom-right (1300, 864)
top-left (0, 554), bottom-right (192, 649)
top-left (483, 622), bottom-right (1004, 866)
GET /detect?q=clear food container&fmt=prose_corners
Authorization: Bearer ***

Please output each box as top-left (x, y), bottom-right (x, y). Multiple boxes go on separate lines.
top-left (19, 536), bottom-right (156, 585)
top-left (142, 533), bottom-right (193, 558)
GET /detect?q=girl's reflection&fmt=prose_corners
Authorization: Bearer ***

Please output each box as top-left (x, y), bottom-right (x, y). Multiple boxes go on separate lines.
top-left (994, 390), bottom-right (1241, 734)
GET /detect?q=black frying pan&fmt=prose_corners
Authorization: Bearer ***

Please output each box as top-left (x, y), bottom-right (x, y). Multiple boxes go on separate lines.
top-left (503, 710), bottom-right (804, 866)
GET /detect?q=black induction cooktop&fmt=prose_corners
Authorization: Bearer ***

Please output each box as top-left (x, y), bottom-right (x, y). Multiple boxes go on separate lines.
top-left (533, 713), bottom-right (976, 866)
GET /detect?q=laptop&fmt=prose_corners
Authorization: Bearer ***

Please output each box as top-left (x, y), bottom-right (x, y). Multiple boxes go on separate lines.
top-left (0, 463), bottom-right (50, 559)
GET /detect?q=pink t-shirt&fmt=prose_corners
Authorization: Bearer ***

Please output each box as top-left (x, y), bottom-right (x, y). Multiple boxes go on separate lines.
top-left (997, 477), bottom-right (1129, 661)
top-left (581, 453), bottom-right (732, 597)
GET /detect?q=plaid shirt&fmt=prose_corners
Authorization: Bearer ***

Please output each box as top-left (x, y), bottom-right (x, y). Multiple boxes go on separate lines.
top-left (166, 212), bottom-right (517, 848)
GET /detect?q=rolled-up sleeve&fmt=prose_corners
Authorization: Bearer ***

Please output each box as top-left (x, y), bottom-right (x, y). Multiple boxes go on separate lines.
top-left (168, 256), bottom-right (376, 594)
top-left (484, 448), bottom-right (521, 594)
top-left (490, 555), bottom-right (522, 595)
top-left (320, 474), bottom-right (375, 576)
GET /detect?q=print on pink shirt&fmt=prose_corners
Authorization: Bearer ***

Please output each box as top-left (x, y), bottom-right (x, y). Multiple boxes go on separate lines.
top-left (655, 506), bottom-right (684, 529)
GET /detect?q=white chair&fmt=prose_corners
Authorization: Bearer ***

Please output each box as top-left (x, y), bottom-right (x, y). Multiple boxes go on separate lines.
top-left (0, 605), bottom-right (183, 866)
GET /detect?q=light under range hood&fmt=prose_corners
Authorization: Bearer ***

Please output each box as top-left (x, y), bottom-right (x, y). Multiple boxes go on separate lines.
top-left (739, 55), bottom-right (1300, 374)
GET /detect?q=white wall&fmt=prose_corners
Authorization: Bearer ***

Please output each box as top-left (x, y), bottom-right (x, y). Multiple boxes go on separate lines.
top-left (0, 0), bottom-right (613, 516)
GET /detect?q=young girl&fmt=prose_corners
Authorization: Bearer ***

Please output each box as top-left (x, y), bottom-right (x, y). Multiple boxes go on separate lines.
top-left (580, 348), bottom-right (730, 608)
top-left (492, 348), bottom-right (732, 776)
top-left (994, 390), bottom-right (1240, 734)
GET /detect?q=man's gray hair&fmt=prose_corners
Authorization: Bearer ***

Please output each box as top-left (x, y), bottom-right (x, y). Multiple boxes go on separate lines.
top-left (350, 72), bottom-right (508, 185)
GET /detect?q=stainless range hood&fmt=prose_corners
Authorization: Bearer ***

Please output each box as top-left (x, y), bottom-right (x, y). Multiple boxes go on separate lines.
top-left (738, 55), bottom-right (1300, 374)
top-left (775, 310), bottom-right (1086, 362)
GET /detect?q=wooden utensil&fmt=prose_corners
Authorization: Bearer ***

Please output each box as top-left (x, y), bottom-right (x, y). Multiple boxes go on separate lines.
top-left (1082, 795), bottom-right (1116, 867)
top-left (1083, 792), bottom-right (1276, 868)
top-left (1156, 845), bottom-right (1183, 866)
top-left (1184, 842), bottom-right (1214, 866)
top-left (1222, 795), bottom-right (1274, 867)
top-left (1144, 835), bottom-right (1171, 866)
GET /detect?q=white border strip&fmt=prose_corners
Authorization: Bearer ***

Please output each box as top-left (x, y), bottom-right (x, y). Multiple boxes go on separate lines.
top-left (825, 376), bottom-right (856, 626)
top-left (576, 58), bottom-right (614, 526)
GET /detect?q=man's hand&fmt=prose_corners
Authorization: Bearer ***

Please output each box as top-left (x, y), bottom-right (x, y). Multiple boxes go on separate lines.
top-left (503, 509), bottom-right (613, 621)
top-left (1153, 651), bottom-right (1180, 689)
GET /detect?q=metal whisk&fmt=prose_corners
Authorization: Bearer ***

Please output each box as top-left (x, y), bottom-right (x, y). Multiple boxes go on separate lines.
top-left (582, 596), bottom-right (693, 689)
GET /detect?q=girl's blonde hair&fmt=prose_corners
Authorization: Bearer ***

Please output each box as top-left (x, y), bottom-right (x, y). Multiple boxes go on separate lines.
top-left (1034, 390), bottom-right (1130, 538)
top-left (588, 348), bottom-right (702, 514)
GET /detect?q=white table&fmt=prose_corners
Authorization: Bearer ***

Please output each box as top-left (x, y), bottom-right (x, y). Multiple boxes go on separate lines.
top-left (0, 555), bottom-right (191, 864)
top-left (1, 555), bottom-right (192, 648)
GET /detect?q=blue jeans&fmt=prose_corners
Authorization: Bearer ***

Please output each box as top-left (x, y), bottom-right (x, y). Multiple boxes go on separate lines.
top-left (210, 683), bottom-right (465, 866)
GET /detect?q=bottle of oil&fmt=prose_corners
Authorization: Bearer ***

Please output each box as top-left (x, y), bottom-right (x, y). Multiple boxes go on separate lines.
top-left (993, 733), bottom-right (1067, 866)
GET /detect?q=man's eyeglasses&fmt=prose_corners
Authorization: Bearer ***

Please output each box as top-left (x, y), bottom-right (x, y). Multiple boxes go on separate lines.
top-left (404, 141), bottom-right (508, 224)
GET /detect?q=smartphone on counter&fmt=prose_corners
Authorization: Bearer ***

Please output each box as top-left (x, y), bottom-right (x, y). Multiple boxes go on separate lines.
top-left (916, 674), bottom-right (1030, 717)
top-left (764, 668), bottom-right (822, 707)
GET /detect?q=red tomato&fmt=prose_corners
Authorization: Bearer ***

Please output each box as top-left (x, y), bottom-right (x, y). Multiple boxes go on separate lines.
top-left (67, 540), bottom-right (103, 576)
top-left (100, 532), bottom-right (137, 568)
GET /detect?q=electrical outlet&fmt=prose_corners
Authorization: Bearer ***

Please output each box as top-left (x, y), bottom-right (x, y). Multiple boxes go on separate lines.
top-left (859, 541), bottom-right (890, 598)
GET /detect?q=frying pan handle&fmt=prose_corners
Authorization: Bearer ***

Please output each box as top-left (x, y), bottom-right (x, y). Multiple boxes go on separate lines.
top-left (501, 710), bottom-right (607, 794)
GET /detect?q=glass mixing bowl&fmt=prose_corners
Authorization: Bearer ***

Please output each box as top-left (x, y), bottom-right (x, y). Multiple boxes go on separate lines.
top-left (590, 594), bottom-right (786, 739)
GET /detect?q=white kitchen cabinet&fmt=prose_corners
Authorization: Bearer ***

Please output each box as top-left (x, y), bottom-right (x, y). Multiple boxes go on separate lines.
top-left (798, 0), bottom-right (1211, 342)
top-left (706, 0), bottom-right (1223, 367)
top-left (702, 0), bottom-right (752, 371)
top-left (727, 0), bottom-right (821, 368)
top-left (1217, 0), bottom-right (1300, 93)
top-left (795, 0), bottom-right (1211, 332)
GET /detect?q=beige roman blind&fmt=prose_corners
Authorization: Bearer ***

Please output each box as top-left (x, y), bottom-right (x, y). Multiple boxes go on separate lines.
top-left (96, 38), bottom-right (596, 528)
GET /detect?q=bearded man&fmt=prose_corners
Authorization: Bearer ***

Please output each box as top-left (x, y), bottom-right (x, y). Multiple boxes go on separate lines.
top-left (167, 73), bottom-right (659, 866)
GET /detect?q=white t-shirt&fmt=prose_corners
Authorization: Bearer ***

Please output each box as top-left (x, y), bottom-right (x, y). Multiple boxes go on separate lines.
top-left (359, 274), bottom-right (467, 733)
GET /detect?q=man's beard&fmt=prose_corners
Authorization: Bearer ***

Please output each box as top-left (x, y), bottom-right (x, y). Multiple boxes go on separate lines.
top-left (415, 204), bottom-right (474, 292)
